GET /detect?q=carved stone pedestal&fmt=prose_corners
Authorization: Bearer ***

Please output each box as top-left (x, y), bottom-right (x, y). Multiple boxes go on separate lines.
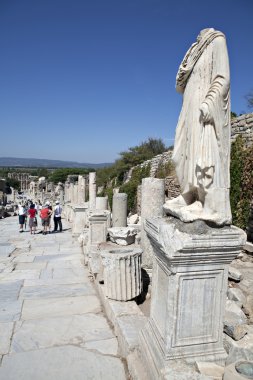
top-left (72, 205), bottom-right (88, 237)
top-left (139, 217), bottom-right (246, 379)
top-left (87, 210), bottom-right (111, 274)
top-left (101, 247), bottom-right (142, 301)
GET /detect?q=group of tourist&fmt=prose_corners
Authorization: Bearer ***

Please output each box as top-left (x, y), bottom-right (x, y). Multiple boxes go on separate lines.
top-left (18, 200), bottom-right (62, 235)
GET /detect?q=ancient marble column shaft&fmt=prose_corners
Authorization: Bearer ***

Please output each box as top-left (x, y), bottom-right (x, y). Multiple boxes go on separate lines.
top-left (78, 175), bottom-right (86, 204)
top-left (141, 177), bottom-right (165, 269)
top-left (89, 172), bottom-right (96, 209)
top-left (112, 193), bottom-right (127, 227)
top-left (101, 247), bottom-right (142, 301)
top-left (96, 196), bottom-right (108, 210)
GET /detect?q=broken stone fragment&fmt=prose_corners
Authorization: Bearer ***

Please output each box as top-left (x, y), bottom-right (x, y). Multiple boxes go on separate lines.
top-left (224, 300), bottom-right (248, 341)
top-left (195, 361), bottom-right (224, 380)
top-left (229, 266), bottom-right (243, 282)
top-left (224, 325), bottom-right (253, 365)
top-left (127, 213), bottom-right (139, 225)
top-left (227, 288), bottom-right (247, 306)
top-left (108, 227), bottom-right (138, 246)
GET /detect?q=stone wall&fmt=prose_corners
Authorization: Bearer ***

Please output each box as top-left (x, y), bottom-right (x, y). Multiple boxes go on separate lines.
top-left (165, 176), bottom-right (181, 199)
top-left (231, 113), bottom-right (253, 147)
top-left (124, 150), bottom-right (173, 183)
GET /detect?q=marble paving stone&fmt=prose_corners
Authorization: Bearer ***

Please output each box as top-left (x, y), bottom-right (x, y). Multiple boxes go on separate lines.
top-left (0, 322), bottom-right (14, 354)
top-left (34, 254), bottom-right (75, 262)
top-left (15, 262), bottom-right (47, 271)
top-left (12, 255), bottom-right (35, 263)
top-left (23, 277), bottom-right (88, 287)
top-left (11, 314), bottom-right (115, 352)
top-left (21, 295), bottom-right (101, 320)
top-left (0, 300), bottom-right (23, 322)
top-left (39, 268), bottom-right (53, 280)
top-left (0, 345), bottom-right (127, 380)
top-left (1, 270), bottom-right (40, 281)
top-left (19, 282), bottom-right (96, 299)
top-left (83, 338), bottom-right (118, 356)
top-left (117, 315), bottom-right (148, 351)
top-left (52, 267), bottom-right (85, 279)
top-left (0, 243), bottom-right (16, 258)
top-left (0, 280), bottom-right (23, 302)
top-left (45, 259), bottom-right (84, 268)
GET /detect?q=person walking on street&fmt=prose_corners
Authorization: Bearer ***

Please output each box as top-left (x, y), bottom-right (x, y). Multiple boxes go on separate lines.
top-left (53, 200), bottom-right (62, 232)
top-left (18, 203), bottom-right (26, 233)
top-left (28, 203), bottom-right (37, 234)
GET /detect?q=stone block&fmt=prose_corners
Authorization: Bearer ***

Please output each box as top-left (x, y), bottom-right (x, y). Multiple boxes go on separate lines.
top-left (108, 227), bottom-right (137, 245)
top-left (227, 288), bottom-right (246, 306)
top-left (21, 295), bottom-right (101, 320)
top-left (0, 346), bottom-right (126, 380)
top-left (127, 214), bottom-right (139, 225)
top-left (0, 322), bottom-right (14, 354)
top-left (229, 266), bottom-right (243, 281)
top-left (224, 326), bottom-right (253, 365)
top-left (139, 217), bottom-right (246, 379)
top-left (112, 193), bottom-right (127, 227)
top-left (196, 361), bottom-right (224, 380)
top-left (72, 205), bottom-right (88, 237)
top-left (101, 247), bottom-right (142, 301)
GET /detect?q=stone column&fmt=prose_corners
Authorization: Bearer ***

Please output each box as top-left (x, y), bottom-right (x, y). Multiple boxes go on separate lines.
top-left (70, 183), bottom-right (75, 203)
top-left (141, 177), bottom-right (165, 270)
top-left (59, 189), bottom-right (64, 204)
top-left (112, 193), bottom-right (127, 227)
top-left (139, 217), bottom-right (246, 379)
top-left (101, 247), bottom-right (142, 301)
top-left (74, 183), bottom-right (79, 204)
top-left (78, 175), bottom-right (86, 204)
top-left (96, 196), bottom-right (108, 210)
top-left (89, 172), bottom-right (96, 209)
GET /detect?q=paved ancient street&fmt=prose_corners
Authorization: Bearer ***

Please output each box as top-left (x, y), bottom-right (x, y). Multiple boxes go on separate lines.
top-left (0, 216), bottom-right (128, 380)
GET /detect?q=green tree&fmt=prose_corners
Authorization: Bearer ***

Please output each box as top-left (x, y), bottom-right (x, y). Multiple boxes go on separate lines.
top-left (49, 168), bottom-right (92, 184)
top-left (119, 164), bottom-right (151, 213)
top-left (5, 178), bottom-right (20, 191)
top-left (245, 90), bottom-right (253, 109)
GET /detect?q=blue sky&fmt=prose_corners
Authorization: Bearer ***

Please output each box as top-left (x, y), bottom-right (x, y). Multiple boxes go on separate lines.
top-left (0, 0), bottom-right (252, 163)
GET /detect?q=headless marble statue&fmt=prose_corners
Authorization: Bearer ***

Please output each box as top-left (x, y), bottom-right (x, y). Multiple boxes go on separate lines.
top-left (163, 28), bottom-right (232, 226)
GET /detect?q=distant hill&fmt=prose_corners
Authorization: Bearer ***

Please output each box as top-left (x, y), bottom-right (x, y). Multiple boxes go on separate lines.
top-left (0, 157), bottom-right (112, 169)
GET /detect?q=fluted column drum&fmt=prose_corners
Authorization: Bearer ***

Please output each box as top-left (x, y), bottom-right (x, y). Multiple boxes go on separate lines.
top-left (101, 247), bottom-right (142, 301)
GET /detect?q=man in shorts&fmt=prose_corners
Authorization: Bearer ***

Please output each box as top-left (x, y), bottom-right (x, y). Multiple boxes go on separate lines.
top-left (40, 205), bottom-right (52, 235)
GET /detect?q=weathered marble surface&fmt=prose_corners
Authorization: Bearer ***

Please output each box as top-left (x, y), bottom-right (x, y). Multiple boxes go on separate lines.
top-left (112, 193), bottom-right (128, 227)
top-left (141, 177), bottom-right (165, 269)
top-left (164, 28), bottom-right (232, 226)
top-left (89, 172), bottom-right (97, 209)
top-left (140, 216), bottom-right (246, 379)
top-left (108, 226), bottom-right (137, 245)
top-left (101, 247), bottom-right (142, 301)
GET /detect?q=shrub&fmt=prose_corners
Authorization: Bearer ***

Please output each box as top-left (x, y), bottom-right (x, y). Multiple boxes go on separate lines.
top-left (230, 136), bottom-right (253, 229)
top-left (119, 164), bottom-right (151, 213)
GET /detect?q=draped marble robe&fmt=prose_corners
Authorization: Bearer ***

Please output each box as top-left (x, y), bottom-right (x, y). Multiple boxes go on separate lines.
top-left (164, 29), bottom-right (232, 225)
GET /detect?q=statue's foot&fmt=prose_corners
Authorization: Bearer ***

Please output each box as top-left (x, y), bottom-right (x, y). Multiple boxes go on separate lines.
top-left (164, 195), bottom-right (188, 209)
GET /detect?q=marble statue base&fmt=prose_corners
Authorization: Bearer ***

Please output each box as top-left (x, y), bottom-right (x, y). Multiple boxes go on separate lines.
top-left (139, 216), bottom-right (246, 379)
